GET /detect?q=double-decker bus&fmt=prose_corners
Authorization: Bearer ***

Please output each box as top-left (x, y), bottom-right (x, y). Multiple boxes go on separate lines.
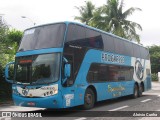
top-left (5, 21), bottom-right (151, 109)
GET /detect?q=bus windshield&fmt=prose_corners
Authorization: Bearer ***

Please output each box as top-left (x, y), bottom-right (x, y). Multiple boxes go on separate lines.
top-left (15, 53), bottom-right (60, 85)
top-left (18, 23), bottom-right (66, 51)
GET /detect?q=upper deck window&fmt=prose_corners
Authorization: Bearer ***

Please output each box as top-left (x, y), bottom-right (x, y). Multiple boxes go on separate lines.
top-left (66, 24), bottom-right (103, 49)
top-left (18, 23), bottom-right (66, 51)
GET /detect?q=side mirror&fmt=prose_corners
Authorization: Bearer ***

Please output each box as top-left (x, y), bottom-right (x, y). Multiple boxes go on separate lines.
top-left (64, 63), bottom-right (71, 78)
top-left (5, 62), bottom-right (15, 84)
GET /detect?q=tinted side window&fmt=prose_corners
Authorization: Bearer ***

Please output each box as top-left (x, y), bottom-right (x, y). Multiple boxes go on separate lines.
top-left (66, 24), bottom-right (75, 42)
top-left (66, 24), bottom-right (103, 49)
top-left (87, 63), bottom-right (134, 82)
top-left (140, 47), bottom-right (149, 59)
top-left (102, 34), bottom-right (115, 52)
top-left (66, 24), bottom-right (86, 43)
top-left (87, 64), bottom-right (108, 82)
top-left (124, 41), bottom-right (133, 56)
top-left (85, 28), bottom-right (103, 49)
top-left (108, 66), bottom-right (134, 81)
top-left (133, 44), bottom-right (141, 58)
top-left (114, 38), bottom-right (125, 55)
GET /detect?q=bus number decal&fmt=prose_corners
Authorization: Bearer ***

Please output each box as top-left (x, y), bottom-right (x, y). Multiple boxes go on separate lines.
top-left (102, 53), bottom-right (125, 64)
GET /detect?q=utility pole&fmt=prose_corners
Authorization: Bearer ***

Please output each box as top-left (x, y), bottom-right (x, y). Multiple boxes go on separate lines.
top-left (21, 16), bottom-right (36, 26)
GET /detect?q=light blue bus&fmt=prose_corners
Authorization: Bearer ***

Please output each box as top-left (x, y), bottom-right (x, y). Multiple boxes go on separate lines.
top-left (5, 21), bottom-right (151, 109)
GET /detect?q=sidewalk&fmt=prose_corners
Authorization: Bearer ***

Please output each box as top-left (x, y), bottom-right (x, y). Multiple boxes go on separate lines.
top-left (151, 82), bottom-right (160, 90)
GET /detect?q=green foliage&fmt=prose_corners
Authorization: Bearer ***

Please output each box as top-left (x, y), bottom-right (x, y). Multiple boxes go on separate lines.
top-left (75, 1), bottom-right (95, 25)
top-left (0, 22), bottom-right (22, 101)
top-left (148, 45), bottom-right (160, 73)
top-left (7, 29), bottom-right (23, 45)
top-left (0, 21), bottom-right (9, 41)
top-left (75, 0), bottom-right (142, 43)
top-left (151, 73), bottom-right (158, 81)
top-left (0, 22), bottom-right (9, 66)
top-left (0, 29), bottom-right (22, 67)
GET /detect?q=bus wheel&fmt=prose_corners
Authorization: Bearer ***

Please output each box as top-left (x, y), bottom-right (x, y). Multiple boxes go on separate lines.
top-left (132, 84), bottom-right (138, 99)
top-left (138, 84), bottom-right (143, 97)
top-left (83, 88), bottom-right (95, 110)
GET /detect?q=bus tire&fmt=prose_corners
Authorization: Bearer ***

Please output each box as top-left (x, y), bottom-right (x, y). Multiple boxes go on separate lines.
top-left (83, 88), bottom-right (95, 110)
top-left (132, 84), bottom-right (138, 99)
top-left (138, 84), bottom-right (143, 97)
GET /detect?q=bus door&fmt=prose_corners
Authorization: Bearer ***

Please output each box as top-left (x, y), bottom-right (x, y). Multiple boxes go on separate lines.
top-left (62, 54), bottom-right (75, 108)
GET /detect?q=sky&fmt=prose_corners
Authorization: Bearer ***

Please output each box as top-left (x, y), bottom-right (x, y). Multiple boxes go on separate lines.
top-left (0, 0), bottom-right (160, 47)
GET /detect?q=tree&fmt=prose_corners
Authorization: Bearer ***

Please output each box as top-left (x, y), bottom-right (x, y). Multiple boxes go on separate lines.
top-left (0, 19), bottom-right (9, 51)
top-left (74, 1), bottom-right (95, 25)
top-left (0, 16), bottom-right (22, 69)
top-left (0, 29), bottom-right (22, 67)
top-left (0, 20), bottom-right (11, 101)
top-left (148, 45), bottom-right (160, 73)
top-left (75, 0), bottom-right (142, 43)
top-left (0, 16), bottom-right (22, 102)
top-left (0, 18), bottom-right (9, 68)
top-left (0, 27), bottom-right (22, 101)
top-left (7, 29), bottom-right (22, 45)
top-left (93, 0), bottom-right (142, 43)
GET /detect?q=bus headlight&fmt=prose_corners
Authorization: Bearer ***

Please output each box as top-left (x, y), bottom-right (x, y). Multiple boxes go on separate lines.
top-left (43, 85), bottom-right (58, 97)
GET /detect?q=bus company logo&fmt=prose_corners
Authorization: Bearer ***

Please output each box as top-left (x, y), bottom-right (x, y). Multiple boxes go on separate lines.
top-left (135, 60), bottom-right (144, 80)
top-left (22, 88), bottom-right (29, 96)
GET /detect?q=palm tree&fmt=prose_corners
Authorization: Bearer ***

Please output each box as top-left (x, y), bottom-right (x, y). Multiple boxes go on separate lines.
top-left (92, 0), bottom-right (142, 43)
top-left (74, 1), bottom-right (95, 25)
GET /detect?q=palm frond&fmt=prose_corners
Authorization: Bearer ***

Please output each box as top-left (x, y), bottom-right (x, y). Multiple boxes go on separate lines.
top-left (123, 7), bottom-right (142, 19)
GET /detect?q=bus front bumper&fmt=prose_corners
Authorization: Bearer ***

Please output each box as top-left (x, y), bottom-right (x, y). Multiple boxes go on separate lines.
top-left (12, 94), bottom-right (63, 109)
